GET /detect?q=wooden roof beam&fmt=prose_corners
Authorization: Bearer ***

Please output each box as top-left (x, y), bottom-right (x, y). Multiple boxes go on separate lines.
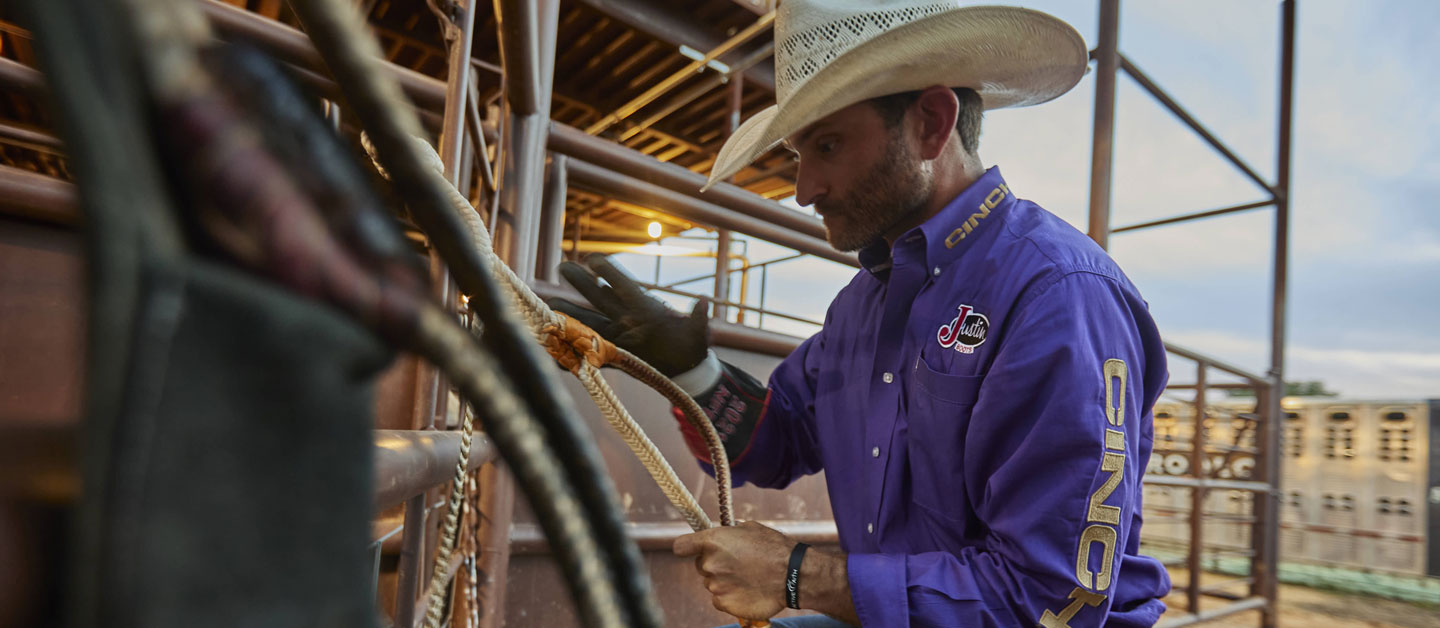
top-left (572, 0), bottom-right (775, 92)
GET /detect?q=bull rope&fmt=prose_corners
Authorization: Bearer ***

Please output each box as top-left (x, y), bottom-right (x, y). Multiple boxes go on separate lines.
top-left (374, 138), bottom-right (738, 627)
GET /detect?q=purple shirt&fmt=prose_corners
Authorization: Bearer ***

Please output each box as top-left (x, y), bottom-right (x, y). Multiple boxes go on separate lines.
top-left (732, 168), bottom-right (1171, 626)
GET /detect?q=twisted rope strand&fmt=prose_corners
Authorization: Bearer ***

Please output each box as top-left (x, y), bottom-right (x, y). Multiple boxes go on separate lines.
top-left (415, 305), bottom-right (623, 628)
top-left (376, 126), bottom-right (738, 618)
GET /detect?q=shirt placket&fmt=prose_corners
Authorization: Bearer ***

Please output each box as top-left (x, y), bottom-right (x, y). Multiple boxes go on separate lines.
top-left (864, 235), bottom-right (927, 544)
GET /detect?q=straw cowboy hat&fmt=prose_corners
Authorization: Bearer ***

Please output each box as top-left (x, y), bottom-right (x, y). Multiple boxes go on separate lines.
top-left (704, 0), bottom-right (1088, 188)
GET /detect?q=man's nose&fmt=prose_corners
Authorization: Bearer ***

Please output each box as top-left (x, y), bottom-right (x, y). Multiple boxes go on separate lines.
top-left (793, 160), bottom-right (827, 208)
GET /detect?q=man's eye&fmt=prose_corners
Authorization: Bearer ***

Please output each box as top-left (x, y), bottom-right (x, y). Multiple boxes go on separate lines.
top-left (817, 138), bottom-right (838, 154)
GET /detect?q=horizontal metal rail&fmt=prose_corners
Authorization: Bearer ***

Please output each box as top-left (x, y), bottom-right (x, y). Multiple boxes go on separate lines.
top-left (1164, 343), bottom-right (1268, 384)
top-left (636, 280), bottom-right (822, 327)
top-left (1112, 199), bottom-right (1275, 234)
top-left (0, 164), bottom-right (79, 226)
top-left (0, 57), bottom-right (45, 93)
top-left (565, 157), bottom-right (856, 267)
top-left (547, 121), bottom-right (830, 241)
top-left (508, 519), bottom-right (838, 555)
top-left (374, 430), bottom-right (496, 509)
top-left (1143, 475), bottom-right (1272, 492)
top-left (1155, 595), bottom-right (1268, 628)
top-left (661, 252), bottom-right (807, 289)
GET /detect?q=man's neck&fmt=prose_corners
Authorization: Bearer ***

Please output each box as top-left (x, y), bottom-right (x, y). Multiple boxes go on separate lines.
top-left (883, 154), bottom-right (986, 246)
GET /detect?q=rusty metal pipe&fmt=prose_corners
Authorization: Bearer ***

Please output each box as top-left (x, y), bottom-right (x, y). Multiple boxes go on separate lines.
top-left (393, 493), bottom-right (428, 628)
top-left (201, 0), bottom-right (447, 110)
top-left (564, 158), bottom-right (856, 267)
top-left (0, 57), bottom-right (45, 93)
top-left (1154, 596), bottom-right (1268, 628)
top-left (547, 121), bottom-right (829, 241)
top-left (0, 121), bottom-right (63, 153)
top-left (1163, 343), bottom-right (1266, 384)
top-left (1111, 199), bottom-right (1274, 234)
top-left (438, 0), bottom-right (479, 182)
top-left (0, 165), bottom-right (79, 226)
top-left (1187, 364), bottom-right (1207, 614)
top-left (373, 430), bottom-right (497, 510)
top-left (1257, 7), bottom-right (1296, 624)
top-left (474, 463), bottom-right (515, 628)
top-left (535, 154), bottom-right (569, 282)
top-left (1086, 0), bottom-right (1120, 250)
top-left (509, 520), bottom-right (839, 555)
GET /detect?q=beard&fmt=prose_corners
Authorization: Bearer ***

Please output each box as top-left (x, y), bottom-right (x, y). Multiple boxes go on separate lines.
top-left (815, 130), bottom-right (934, 252)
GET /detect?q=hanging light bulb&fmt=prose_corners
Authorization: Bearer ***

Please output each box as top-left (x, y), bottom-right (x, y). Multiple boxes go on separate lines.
top-left (647, 221), bottom-right (663, 239)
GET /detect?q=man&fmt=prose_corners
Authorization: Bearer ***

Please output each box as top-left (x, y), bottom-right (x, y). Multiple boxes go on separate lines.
top-left (553, 1), bottom-right (1171, 625)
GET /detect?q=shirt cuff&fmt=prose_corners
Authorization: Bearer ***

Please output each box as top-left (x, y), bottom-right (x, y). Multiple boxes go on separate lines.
top-left (847, 553), bottom-right (907, 628)
top-left (669, 349), bottom-right (722, 396)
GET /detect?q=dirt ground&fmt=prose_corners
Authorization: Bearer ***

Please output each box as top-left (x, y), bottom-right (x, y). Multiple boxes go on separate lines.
top-left (1159, 569), bottom-right (1440, 628)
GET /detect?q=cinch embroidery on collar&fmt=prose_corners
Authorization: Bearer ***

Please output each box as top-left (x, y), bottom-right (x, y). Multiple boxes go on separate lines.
top-left (944, 182), bottom-right (1009, 249)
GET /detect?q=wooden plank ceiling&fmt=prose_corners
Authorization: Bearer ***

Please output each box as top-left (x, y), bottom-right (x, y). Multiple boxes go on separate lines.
top-left (0, 0), bottom-right (796, 245)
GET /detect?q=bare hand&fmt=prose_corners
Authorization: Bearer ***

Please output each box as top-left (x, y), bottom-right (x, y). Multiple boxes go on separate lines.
top-left (673, 521), bottom-right (793, 621)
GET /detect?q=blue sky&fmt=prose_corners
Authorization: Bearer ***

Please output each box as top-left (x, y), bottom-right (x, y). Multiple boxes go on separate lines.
top-left (617, 1), bottom-right (1439, 400)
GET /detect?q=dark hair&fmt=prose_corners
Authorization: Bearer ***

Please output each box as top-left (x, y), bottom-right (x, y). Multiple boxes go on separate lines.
top-left (869, 87), bottom-right (983, 154)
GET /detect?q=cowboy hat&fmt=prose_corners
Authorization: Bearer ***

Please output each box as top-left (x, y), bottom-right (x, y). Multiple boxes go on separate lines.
top-left (704, 0), bottom-right (1088, 189)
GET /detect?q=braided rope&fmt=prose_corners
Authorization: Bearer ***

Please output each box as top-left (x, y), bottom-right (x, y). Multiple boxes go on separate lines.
top-left (414, 305), bottom-right (623, 628)
top-left (371, 136), bottom-right (736, 623)
top-left (578, 363), bottom-right (712, 531)
top-left (613, 349), bottom-right (733, 526)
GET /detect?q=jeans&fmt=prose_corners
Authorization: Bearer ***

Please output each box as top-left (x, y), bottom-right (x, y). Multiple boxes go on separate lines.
top-left (716, 616), bottom-right (852, 628)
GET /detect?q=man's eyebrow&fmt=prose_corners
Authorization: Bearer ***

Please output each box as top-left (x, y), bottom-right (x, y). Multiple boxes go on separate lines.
top-left (786, 122), bottom-right (831, 153)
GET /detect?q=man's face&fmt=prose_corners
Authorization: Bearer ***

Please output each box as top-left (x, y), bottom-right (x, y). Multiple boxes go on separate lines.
top-left (785, 102), bottom-right (933, 252)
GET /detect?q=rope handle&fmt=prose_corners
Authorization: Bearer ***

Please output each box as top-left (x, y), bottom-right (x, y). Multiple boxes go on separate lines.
top-left (540, 312), bottom-right (619, 374)
top-left (375, 134), bottom-right (746, 624)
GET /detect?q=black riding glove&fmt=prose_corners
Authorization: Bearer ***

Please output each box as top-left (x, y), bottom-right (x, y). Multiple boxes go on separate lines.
top-left (549, 255), bottom-right (710, 377)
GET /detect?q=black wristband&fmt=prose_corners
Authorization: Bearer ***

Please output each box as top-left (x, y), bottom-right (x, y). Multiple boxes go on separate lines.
top-left (785, 542), bottom-right (810, 609)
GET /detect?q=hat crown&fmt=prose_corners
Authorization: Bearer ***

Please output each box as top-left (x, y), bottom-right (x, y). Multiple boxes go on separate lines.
top-left (774, 0), bottom-right (957, 103)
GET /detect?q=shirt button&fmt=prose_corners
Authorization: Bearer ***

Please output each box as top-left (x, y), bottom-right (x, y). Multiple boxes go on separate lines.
top-left (867, 523), bottom-right (875, 534)
top-left (932, 266), bottom-right (942, 276)
top-left (882, 372), bottom-right (894, 383)
top-left (872, 446), bottom-right (881, 458)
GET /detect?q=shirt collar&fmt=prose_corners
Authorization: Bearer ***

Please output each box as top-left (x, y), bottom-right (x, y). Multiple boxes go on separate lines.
top-left (859, 166), bottom-right (1017, 277)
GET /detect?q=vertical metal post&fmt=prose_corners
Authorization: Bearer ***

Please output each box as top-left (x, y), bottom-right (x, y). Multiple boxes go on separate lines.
top-left (495, 0), bottom-right (560, 283)
top-left (758, 264), bottom-right (768, 328)
top-left (1188, 363), bottom-right (1208, 614)
top-left (1258, 3), bottom-right (1296, 625)
top-left (475, 461), bottom-right (516, 628)
top-left (1087, 0), bottom-right (1120, 250)
top-left (439, 0), bottom-right (478, 183)
top-left (713, 230), bottom-right (732, 322)
top-left (535, 153), bottom-right (569, 283)
top-left (394, 493), bottom-right (429, 627)
top-left (395, 3), bottom-right (480, 621)
top-left (714, 77), bottom-right (745, 321)
top-left (736, 262), bottom-right (750, 325)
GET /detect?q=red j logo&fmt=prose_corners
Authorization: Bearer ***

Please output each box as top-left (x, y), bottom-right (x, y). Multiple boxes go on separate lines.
top-left (937, 304), bottom-right (989, 354)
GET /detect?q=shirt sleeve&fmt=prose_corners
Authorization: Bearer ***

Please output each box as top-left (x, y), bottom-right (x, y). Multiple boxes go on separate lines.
top-left (848, 271), bottom-right (1166, 627)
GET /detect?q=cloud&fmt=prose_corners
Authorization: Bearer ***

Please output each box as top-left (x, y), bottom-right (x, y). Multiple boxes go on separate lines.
top-left (1163, 329), bottom-right (1440, 400)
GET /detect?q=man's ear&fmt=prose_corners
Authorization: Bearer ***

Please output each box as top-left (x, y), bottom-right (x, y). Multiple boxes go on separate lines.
top-left (914, 85), bottom-right (960, 160)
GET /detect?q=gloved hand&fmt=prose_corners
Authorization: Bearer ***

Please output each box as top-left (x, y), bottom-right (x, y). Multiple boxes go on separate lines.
top-left (549, 255), bottom-right (710, 377)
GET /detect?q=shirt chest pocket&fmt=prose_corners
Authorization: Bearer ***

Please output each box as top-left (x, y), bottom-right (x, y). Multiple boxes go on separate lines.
top-left (905, 355), bottom-right (983, 524)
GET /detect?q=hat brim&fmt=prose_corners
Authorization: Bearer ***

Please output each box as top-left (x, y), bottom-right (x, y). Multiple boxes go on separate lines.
top-left (704, 5), bottom-right (1088, 188)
